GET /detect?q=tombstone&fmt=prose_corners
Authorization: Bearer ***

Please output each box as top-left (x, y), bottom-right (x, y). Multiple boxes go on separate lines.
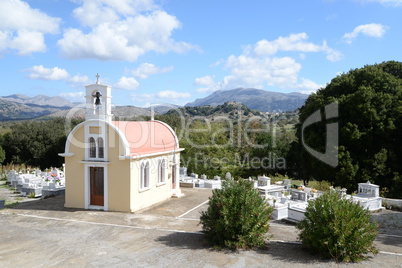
top-left (190, 173), bottom-right (198, 179)
top-left (258, 175), bottom-right (270, 187)
top-left (180, 167), bottom-right (188, 177)
top-left (283, 179), bottom-right (291, 189)
top-left (339, 188), bottom-right (347, 197)
top-left (358, 181), bottom-right (379, 197)
top-left (0, 199), bottom-right (4, 210)
top-left (213, 176), bottom-right (221, 181)
top-left (291, 189), bottom-right (307, 202)
top-left (225, 172), bottom-right (232, 180)
top-left (200, 174), bottom-right (207, 180)
top-left (7, 170), bottom-right (17, 183)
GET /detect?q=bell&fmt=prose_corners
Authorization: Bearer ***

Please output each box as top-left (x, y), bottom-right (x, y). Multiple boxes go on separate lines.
top-left (92, 91), bottom-right (102, 105)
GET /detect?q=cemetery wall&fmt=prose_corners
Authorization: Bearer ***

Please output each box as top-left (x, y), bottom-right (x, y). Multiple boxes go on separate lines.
top-left (382, 198), bottom-right (402, 211)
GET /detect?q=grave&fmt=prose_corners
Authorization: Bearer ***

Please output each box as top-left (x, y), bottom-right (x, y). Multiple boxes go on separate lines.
top-left (257, 175), bottom-right (285, 199)
top-left (7, 168), bottom-right (66, 198)
top-left (351, 181), bottom-right (383, 211)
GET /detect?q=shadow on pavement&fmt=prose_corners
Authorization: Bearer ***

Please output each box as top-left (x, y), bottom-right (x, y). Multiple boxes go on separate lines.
top-left (376, 234), bottom-right (402, 247)
top-left (7, 195), bottom-right (83, 212)
top-left (155, 232), bottom-right (210, 250)
top-left (156, 232), bottom-right (328, 265)
top-left (257, 242), bottom-right (329, 265)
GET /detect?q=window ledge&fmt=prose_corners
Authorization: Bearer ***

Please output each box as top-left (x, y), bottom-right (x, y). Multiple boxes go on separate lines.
top-left (80, 160), bottom-right (110, 164)
top-left (139, 187), bottom-right (150, 193)
top-left (156, 182), bottom-right (166, 187)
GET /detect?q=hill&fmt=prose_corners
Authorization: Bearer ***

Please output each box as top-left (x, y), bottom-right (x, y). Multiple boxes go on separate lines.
top-left (1, 94), bottom-right (74, 108)
top-left (0, 98), bottom-right (73, 121)
top-left (167, 101), bottom-right (262, 119)
top-left (0, 94), bottom-right (152, 120)
top-left (185, 88), bottom-right (308, 112)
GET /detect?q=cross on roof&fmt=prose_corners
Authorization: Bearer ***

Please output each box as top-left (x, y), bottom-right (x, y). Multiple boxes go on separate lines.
top-left (96, 73), bottom-right (100, 84)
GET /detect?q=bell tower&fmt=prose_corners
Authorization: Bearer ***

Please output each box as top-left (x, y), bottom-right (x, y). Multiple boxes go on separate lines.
top-left (85, 73), bottom-right (112, 122)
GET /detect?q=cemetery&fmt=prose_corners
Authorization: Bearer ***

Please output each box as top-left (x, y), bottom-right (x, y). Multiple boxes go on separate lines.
top-left (2, 164), bottom-right (384, 224)
top-left (179, 168), bottom-right (384, 222)
top-left (5, 168), bottom-right (65, 198)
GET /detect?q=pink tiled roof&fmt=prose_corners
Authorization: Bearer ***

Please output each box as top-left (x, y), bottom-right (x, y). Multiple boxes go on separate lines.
top-left (112, 121), bottom-right (181, 156)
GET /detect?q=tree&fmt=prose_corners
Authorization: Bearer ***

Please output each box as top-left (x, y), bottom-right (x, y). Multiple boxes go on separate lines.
top-left (292, 61), bottom-right (402, 198)
top-left (0, 118), bottom-right (83, 169)
top-left (200, 179), bottom-right (273, 250)
top-left (0, 145), bottom-right (5, 164)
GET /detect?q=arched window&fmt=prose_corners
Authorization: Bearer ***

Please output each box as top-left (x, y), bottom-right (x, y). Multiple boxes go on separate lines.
top-left (89, 137), bottom-right (96, 158)
top-left (158, 159), bottom-right (166, 184)
top-left (98, 137), bottom-right (104, 158)
top-left (140, 162), bottom-right (150, 189)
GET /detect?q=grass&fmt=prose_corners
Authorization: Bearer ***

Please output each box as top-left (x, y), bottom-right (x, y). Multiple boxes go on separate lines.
top-left (4, 200), bottom-right (20, 208)
top-left (0, 182), bottom-right (12, 189)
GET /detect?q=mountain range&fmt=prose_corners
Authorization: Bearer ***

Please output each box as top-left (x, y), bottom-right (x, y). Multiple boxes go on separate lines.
top-left (185, 88), bottom-right (308, 112)
top-left (0, 89), bottom-right (309, 120)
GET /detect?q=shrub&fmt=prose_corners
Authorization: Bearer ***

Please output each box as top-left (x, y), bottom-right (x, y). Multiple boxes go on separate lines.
top-left (297, 190), bottom-right (378, 262)
top-left (200, 179), bottom-right (273, 250)
top-left (307, 180), bottom-right (332, 192)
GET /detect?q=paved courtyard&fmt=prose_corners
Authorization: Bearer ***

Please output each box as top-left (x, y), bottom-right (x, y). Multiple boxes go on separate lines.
top-left (0, 187), bottom-right (401, 267)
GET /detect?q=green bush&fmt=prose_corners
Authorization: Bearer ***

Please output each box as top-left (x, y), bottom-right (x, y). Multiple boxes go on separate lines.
top-left (297, 190), bottom-right (378, 262)
top-left (307, 180), bottom-right (332, 192)
top-left (200, 179), bottom-right (273, 250)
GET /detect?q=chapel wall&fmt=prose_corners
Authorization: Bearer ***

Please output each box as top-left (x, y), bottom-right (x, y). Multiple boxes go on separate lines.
top-left (64, 125), bottom-right (86, 209)
top-left (129, 154), bottom-right (173, 212)
top-left (107, 126), bottom-right (131, 212)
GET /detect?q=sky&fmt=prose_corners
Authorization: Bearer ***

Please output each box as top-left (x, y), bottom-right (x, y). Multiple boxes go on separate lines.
top-left (0, 0), bottom-right (401, 107)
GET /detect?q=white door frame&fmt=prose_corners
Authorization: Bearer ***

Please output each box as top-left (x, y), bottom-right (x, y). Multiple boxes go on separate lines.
top-left (83, 162), bottom-right (108, 211)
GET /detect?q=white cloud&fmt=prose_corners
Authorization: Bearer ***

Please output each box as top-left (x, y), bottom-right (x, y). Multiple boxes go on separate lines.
top-left (253, 33), bottom-right (342, 62)
top-left (196, 83), bottom-right (223, 93)
top-left (210, 59), bottom-right (224, 68)
top-left (59, 92), bottom-right (85, 102)
top-left (67, 74), bottom-right (91, 88)
top-left (342, 23), bottom-right (388, 44)
top-left (131, 63), bottom-right (173, 79)
top-left (0, 0), bottom-right (60, 55)
top-left (25, 66), bottom-right (91, 88)
top-left (115, 76), bottom-right (140, 90)
top-left (132, 90), bottom-right (190, 104)
top-left (9, 31), bottom-right (46, 55)
top-left (73, 0), bottom-right (158, 27)
top-left (58, 1), bottom-right (197, 61)
top-left (222, 55), bottom-right (301, 89)
top-left (194, 75), bottom-right (215, 86)
top-left (325, 47), bottom-right (343, 61)
top-left (197, 34), bottom-right (331, 94)
top-left (356, 0), bottom-right (402, 7)
top-left (157, 90), bottom-right (190, 99)
top-left (69, 74), bottom-right (90, 84)
top-left (26, 65), bottom-right (70, 81)
top-left (293, 78), bottom-right (324, 94)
